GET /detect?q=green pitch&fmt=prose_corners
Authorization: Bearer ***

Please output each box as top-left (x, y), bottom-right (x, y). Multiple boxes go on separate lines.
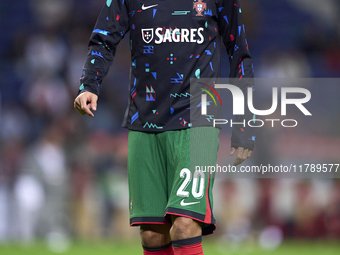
top-left (0, 240), bottom-right (339, 255)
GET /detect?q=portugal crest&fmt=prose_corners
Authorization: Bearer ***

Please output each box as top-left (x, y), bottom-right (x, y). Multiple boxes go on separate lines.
top-left (142, 28), bottom-right (154, 44)
top-left (193, 0), bottom-right (207, 17)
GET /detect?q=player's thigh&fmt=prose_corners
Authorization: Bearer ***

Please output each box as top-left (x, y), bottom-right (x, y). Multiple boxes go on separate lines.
top-left (128, 130), bottom-right (168, 223)
top-left (168, 126), bottom-right (220, 197)
top-left (165, 127), bottom-right (219, 234)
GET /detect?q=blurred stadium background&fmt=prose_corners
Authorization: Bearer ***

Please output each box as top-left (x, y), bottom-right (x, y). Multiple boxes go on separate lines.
top-left (0, 0), bottom-right (340, 254)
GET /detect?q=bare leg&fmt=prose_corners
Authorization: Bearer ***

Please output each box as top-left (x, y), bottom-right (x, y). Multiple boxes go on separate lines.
top-left (169, 216), bottom-right (202, 240)
top-left (140, 224), bottom-right (171, 247)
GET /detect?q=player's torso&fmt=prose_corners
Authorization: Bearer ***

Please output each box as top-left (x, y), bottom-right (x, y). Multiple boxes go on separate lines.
top-left (124, 0), bottom-right (222, 131)
top-left (126, 0), bottom-right (221, 90)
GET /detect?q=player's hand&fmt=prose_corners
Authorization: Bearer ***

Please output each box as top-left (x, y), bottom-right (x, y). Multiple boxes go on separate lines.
top-left (230, 147), bottom-right (252, 166)
top-left (74, 92), bottom-right (98, 117)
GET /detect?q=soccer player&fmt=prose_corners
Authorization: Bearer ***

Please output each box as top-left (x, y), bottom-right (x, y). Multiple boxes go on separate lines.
top-left (74, 0), bottom-right (255, 254)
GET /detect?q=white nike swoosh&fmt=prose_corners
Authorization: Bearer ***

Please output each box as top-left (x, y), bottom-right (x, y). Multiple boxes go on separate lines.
top-left (180, 199), bottom-right (200, 206)
top-left (141, 4), bottom-right (158, 10)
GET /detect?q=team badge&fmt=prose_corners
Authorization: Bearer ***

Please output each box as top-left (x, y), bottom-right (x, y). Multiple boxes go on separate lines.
top-left (142, 28), bottom-right (154, 44)
top-left (193, 0), bottom-right (207, 17)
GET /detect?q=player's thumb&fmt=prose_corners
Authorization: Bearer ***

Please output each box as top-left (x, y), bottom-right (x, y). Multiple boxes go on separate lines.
top-left (230, 147), bottom-right (236, 156)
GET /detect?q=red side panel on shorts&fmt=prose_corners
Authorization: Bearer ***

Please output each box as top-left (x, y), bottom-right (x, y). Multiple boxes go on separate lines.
top-left (204, 170), bottom-right (212, 224)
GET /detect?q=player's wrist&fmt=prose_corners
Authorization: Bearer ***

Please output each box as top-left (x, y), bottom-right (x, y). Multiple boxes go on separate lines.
top-left (77, 84), bottom-right (99, 97)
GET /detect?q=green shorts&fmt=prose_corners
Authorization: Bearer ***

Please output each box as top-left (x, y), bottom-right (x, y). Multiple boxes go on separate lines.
top-left (128, 127), bottom-right (219, 235)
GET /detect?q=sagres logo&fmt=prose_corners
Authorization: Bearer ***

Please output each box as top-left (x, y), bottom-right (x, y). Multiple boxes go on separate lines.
top-left (200, 84), bottom-right (312, 128)
top-left (141, 27), bottom-right (204, 44)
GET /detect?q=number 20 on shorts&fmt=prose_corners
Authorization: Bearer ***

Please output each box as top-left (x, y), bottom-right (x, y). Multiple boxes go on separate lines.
top-left (177, 168), bottom-right (205, 199)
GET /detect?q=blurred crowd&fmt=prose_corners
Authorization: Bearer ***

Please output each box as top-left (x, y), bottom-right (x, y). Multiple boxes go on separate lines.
top-left (0, 0), bottom-right (340, 246)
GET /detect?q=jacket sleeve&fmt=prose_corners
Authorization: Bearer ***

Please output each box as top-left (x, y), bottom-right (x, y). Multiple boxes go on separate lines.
top-left (216, 0), bottom-right (256, 150)
top-left (79, 0), bottom-right (130, 96)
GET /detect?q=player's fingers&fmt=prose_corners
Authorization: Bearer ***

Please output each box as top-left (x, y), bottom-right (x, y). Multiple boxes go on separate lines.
top-left (91, 100), bottom-right (97, 112)
top-left (82, 104), bottom-right (94, 117)
top-left (78, 107), bottom-right (86, 115)
top-left (79, 97), bottom-right (94, 117)
top-left (74, 98), bottom-right (81, 109)
top-left (74, 99), bottom-right (86, 115)
top-left (230, 147), bottom-right (236, 156)
top-left (242, 148), bottom-right (249, 160)
top-left (233, 147), bottom-right (253, 166)
top-left (237, 147), bottom-right (244, 160)
top-left (233, 147), bottom-right (244, 166)
top-left (233, 157), bottom-right (242, 166)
